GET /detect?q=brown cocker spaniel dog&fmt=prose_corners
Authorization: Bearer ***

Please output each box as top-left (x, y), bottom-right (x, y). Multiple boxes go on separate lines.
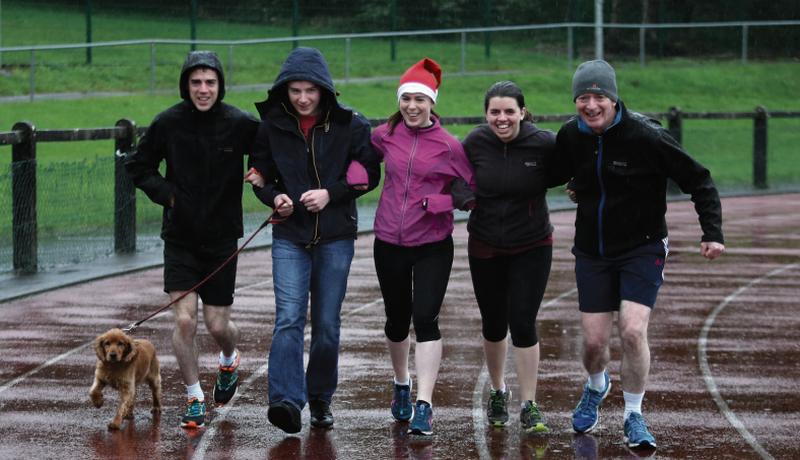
top-left (89, 328), bottom-right (162, 430)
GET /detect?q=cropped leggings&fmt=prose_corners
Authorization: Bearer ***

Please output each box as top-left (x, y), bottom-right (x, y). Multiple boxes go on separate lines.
top-left (373, 236), bottom-right (454, 343)
top-left (468, 244), bottom-right (552, 348)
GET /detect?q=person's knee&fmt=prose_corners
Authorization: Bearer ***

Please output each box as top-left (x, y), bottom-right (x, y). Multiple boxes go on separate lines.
top-left (509, 327), bottom-right (538, 348)
top-left (619, 323), bottom-right (647, 351)
top-left (173, 314), bottom-right (197, 338)
top-left (411, 319), bottom-right (441, 342)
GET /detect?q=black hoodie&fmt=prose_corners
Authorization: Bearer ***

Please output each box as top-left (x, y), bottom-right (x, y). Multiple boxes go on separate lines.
top-left (126, 51), bottom-right (259, 246)
top-left (249, 47), bottom-right (380, 246)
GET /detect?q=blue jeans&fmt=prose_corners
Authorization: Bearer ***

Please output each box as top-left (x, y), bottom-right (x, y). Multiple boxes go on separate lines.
top-left (268, 237), bottom-right (354, 409)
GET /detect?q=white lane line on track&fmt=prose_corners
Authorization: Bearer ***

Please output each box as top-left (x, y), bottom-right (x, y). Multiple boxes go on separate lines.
top-left (698, 263), bottom-right (798, 460)
top-left (472, 287), bottom-right (578, 460)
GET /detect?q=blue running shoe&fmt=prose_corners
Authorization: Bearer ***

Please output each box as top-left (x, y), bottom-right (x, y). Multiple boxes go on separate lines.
top-left (624, 412), bottom-right (657, 448)
top-left (180, 398), bottom-right (206, 429)
top-left (408, 401), bottom-right (433, 436)
top-left (391, 379), bottom-right (413, 422)
top-left (572, 371), bottom-right (611, 433)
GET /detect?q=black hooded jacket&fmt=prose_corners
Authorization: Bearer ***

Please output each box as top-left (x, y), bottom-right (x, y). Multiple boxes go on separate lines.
top-left (249, 47), bottom-right (380, 245)
top-left (125, 51), bottom-right (259, 246)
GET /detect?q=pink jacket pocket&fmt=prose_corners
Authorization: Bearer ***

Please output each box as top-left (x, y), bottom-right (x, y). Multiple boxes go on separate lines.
top-left (423, 194), bottom-right (454, 214)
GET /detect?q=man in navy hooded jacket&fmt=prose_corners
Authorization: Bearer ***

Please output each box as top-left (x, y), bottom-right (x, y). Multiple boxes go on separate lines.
top-left (126, 51), bottom-right (259, 429)
top-left (247, 47), bottom-right (380, 433)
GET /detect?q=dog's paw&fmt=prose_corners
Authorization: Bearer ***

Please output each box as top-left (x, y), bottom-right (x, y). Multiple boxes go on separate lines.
top-left (107, 421), bottom-right (121, 430)
top-left (90, 393), bottom-right (104, 408)
top-left (151, 407), bottom-right (162, 414)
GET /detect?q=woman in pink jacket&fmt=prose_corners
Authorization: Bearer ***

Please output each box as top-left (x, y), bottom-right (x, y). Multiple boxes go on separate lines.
top-left (370, 58), bottom-right (473, 436)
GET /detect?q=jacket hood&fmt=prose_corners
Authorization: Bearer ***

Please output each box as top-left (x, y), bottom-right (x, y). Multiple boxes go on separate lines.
top-left (256, 47), bottom-right (338, 116)
top-left (179, 50), bottom-right (226, 102)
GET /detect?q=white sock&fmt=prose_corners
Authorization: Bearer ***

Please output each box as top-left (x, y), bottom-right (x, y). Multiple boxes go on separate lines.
top-left (186, 381), bottom-right (204, 401)
top-left (491, 384), bottom-right (507, 394)
top-left (219, 349), bottom-right (238, 367)
top-left (623, 391), bottom-right (644, 421)
top-left (394, 377), bottom-right (411, 387)
top-left (588, 371), bottom-right (607, 391)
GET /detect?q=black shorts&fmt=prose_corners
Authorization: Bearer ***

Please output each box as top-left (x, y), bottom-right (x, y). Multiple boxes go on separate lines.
top-left (573, 238), bottom-right (668, 313)
top-left (163, 240), bottom-right (238, 306)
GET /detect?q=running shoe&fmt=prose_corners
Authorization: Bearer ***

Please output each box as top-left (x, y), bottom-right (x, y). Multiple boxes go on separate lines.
top-left (213, 350), bottom-right (240, 405)
top-left (487, 388), bottom-right (511, 427)
top-left (624, 412), bottom-right (657, 448)
top-left (180, 397), bottom-right (206, 428)
top-left (408, 401), bottom-right (433, 436)
top-left (391, 379), bottom-right (413, 422)
top-left (572, 370), bottom-right (611, 433)
top-left (520, 400), bottom-right (549, 433)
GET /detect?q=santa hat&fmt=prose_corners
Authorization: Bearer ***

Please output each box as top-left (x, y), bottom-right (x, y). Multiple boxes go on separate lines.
top-left (397, 58), bottom-right (442, 103)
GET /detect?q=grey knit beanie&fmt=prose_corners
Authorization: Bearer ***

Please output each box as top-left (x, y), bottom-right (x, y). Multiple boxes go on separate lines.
top-left (572, 59), bottom-right (618, 102)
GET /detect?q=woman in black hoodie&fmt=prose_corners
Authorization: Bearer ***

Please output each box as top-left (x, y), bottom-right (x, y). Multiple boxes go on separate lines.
top-left (461, 81), bottom-right (557, 434)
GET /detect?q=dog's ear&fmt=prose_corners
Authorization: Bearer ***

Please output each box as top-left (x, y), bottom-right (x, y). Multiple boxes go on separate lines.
top-left (122, 337), bottom-right (138, 363)
top-left (94, 334), bottom-right (106, 362)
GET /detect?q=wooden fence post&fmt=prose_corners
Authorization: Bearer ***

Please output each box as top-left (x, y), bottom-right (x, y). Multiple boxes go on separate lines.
top-left (666, 107), bottom-right (683, 194)
top-left (11, 122), bottom-right (37, 273)
top-left (753, 106), bottom-right (768, 189)
top-left (114, 119), bottom-right (137, 253)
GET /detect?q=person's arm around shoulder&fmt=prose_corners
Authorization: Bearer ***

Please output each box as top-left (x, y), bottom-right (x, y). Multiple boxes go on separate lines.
top-left (248, 120), bottom-right (285, 209)
top-left (327, 112), bottom-right (381, 205)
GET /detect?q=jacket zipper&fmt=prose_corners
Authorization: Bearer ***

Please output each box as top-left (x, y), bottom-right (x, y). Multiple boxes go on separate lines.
top-left (398, 129), bottom-right (420, 245)
top-left (501, 143), bottom-right (509, 246)
top-left (286, 104), bottom-right (325, 248)
top-left (596, 136), bottom-right (606, 257)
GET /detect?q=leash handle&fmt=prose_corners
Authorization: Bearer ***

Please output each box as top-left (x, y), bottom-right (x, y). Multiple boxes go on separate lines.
top-left (124, 212), bottom-right (282, 333)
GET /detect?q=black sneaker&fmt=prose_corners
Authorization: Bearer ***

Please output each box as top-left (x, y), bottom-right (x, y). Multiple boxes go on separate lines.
top-left (213, 351), bottom-right (240, 405)
top-left (309, 400), bottom-right (334, 429)
top-left (268, 400), bottom-right (302, 434)
top-left (487, 389), bottom-right (511, 427)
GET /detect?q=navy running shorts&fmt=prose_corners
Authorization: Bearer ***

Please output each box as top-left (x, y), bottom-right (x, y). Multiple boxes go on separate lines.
top-left (572, 238), bottom-right (668, 312)
top-left (163, 240), bottom-right (238, 306)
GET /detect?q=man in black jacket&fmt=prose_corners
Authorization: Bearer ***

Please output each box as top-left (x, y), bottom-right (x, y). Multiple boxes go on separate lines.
top-left (552, 60), bottom-right (725, 449)
top-left (125, 51), bottom-right (259, 429)
top-left (247, 47), bottom-right (380, 434)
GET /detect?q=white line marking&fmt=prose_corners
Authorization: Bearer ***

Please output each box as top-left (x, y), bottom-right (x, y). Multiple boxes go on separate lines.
top-left (698, 263), bottom-right (798, 460)
top-left (0, 343), bottom-right (91, 407)
top-left (472, 288), bottom-right (577, 460)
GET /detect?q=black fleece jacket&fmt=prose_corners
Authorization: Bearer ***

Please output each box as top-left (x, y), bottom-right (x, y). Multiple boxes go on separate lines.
top-left (551, 100), bottom-right (724, 257)
top-left (462, 122), bottom-right (557, 248)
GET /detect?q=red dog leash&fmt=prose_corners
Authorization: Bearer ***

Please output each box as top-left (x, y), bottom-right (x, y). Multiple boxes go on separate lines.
top-left (122, 212), bottom-right (285, 334)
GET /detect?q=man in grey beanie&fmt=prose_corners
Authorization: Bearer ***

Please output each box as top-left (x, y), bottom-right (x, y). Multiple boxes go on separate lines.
top-left (550, 59), bottom-right (726, 450)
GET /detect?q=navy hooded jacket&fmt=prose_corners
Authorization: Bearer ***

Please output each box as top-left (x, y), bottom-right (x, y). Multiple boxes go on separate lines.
top-left (249, 47), bottom-right (380, 246)
top-left (126, 51), bottom-right (259, 246)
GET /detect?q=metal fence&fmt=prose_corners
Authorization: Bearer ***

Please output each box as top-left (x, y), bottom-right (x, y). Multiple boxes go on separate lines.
top-left (2, 107), bottom-right (798, 274)
top-left (1, 20), bottom-right (799, 101)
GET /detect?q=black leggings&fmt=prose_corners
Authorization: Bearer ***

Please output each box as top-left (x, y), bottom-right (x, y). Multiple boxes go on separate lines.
top-left (373, 236), bottom-right (454, 343)
top-left (469, 244), bottom-right (552, 348)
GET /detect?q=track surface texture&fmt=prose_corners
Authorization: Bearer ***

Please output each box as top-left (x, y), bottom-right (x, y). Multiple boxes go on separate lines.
top-left (0, 194), bottom-right (798, 459)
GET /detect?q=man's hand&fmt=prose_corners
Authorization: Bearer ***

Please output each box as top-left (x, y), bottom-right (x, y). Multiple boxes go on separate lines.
top-left (700, 241), bottom-right (725, 260)
top-left (274, 194), bottom-right (294, 217)
top-left (566, 187), bottom-right (577, 203)
top-left (299, 189), bottom-right (330, 213)
top-left (244, 167), bottom-right (265, 188)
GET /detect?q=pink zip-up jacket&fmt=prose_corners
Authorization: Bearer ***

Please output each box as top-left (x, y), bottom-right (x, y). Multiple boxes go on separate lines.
top-left (371, 117), bottom-right (474, 247)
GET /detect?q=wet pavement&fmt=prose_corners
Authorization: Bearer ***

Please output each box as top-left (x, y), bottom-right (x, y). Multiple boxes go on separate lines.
top-left (0, 194), bottom-right (798, 459)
